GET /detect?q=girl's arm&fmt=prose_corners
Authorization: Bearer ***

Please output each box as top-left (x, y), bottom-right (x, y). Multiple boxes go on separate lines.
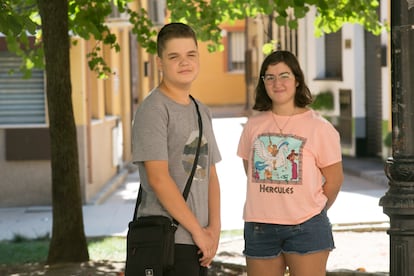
top-left (321, 161), bottom-right (344, 210)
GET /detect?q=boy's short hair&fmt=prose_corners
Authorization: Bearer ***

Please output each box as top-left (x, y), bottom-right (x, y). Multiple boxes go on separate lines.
top-left (156, 22), bottom-right (198, 57)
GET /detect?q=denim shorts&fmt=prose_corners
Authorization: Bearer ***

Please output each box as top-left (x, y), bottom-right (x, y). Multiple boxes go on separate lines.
top-left (244, 209), bottom-right (335, 258)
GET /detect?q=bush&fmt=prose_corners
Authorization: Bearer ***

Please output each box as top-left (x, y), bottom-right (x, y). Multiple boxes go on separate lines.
top-left (310, 91), bottom-right (334, 111)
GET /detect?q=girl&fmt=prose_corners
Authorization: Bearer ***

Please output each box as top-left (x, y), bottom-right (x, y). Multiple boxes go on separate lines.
top-left (237, 51), bottom-right (343, 276)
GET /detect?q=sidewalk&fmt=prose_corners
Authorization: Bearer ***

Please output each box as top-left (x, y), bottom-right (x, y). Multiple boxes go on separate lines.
top-left (0, 117), bottom-right (391, 274)
top-left (341, 155), bottom-right (388, 188)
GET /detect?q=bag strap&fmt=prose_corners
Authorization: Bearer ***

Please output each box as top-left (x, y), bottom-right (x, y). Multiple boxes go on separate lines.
top-left (181, 95), bottom-right (203, 202)
top-left (132, 95), bottom-right (203, 225)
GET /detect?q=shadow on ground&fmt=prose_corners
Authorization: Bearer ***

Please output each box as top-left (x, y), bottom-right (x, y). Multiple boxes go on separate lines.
top-left (0, 261), bottom-right (388, 276)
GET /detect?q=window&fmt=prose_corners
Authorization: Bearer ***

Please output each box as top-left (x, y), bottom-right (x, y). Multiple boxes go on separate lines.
top-left (227, 31), bottom-right (245, 72)
top-left (147, 0), bottom-right (166, 26)
top-left (0, 52), bottom-right (46, 125)
top-left (324, 30), bottom-right (342, 79)
top-left (108, 0), bottom-right (128, 20)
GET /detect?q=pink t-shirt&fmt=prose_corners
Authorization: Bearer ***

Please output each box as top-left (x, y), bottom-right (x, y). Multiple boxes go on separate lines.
top-left (237, 109), bottom-right (342, 224)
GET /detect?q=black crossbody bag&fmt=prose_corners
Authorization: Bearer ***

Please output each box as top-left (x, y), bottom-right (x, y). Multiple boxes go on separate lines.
top-left (125, 95), bottom-right (203, 276)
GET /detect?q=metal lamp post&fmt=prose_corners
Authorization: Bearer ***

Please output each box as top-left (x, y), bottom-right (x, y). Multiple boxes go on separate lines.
top-left (379, 1), bottom-right (414, 275)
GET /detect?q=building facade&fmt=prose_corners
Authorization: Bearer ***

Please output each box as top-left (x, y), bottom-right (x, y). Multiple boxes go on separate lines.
top-left (244, 1), bottom-right (391, 159)
top-left (0, 0), bottom-right (246, 207)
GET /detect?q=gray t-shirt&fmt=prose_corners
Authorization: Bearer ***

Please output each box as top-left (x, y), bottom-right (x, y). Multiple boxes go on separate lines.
top-left (131, 88), bottom-right (221, 244)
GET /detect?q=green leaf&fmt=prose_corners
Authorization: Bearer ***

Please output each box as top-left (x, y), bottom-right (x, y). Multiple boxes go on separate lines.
top-left (262, 41), bottom-right (277, 55)
top-left (275, 15), bottom-right (287, 26)
top-left (288, 19), bottom-right (298, 29)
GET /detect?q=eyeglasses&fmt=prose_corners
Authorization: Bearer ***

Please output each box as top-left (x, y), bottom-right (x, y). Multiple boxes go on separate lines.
top-left (261, 73), bottom-right (293, 84)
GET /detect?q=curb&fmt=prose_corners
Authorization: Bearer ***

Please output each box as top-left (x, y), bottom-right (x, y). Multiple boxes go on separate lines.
top-left (332, 221), bottom-right (389, 232)
top-left (209, 261), bottom-right (389, 276)
top-left (89, 169), bottom-right (129, 205)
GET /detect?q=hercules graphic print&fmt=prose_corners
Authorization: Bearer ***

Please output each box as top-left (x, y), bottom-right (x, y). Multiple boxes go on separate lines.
top-left (252, 133), bottom-right (305, 185)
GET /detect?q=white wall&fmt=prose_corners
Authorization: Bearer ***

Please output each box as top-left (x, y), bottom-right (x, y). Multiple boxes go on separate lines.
top-left (298, 8), bottom-right (368, 156)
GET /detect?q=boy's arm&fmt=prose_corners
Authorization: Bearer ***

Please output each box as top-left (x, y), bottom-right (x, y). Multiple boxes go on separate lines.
top-left (144, 160), bottom-right (216, 261)
top-left (208, 165), bottom-right (221, 233)
top-left (200, 164), bottom-right (221, 266)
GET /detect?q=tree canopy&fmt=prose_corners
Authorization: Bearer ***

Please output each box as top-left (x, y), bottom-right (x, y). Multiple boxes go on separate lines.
top-left (1, 0), bottom-right (387, 78)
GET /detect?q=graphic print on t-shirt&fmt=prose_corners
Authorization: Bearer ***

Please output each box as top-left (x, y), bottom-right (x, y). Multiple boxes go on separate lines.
top-left (252, 133), bottom-right (305, 184)
top-left (182, 130), bottom-right (208, 181)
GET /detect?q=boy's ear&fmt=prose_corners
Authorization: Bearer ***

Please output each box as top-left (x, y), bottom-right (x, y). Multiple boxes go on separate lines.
top-left (156, 56), bottom-right (162, 72)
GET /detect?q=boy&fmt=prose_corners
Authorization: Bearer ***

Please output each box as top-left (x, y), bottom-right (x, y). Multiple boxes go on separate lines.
top-left (132, 22), bottom-right (221, 275)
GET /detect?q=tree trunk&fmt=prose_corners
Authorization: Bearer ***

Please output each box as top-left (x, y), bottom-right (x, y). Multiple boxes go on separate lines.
top-left (37, 0), bottom-right (89, 263)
